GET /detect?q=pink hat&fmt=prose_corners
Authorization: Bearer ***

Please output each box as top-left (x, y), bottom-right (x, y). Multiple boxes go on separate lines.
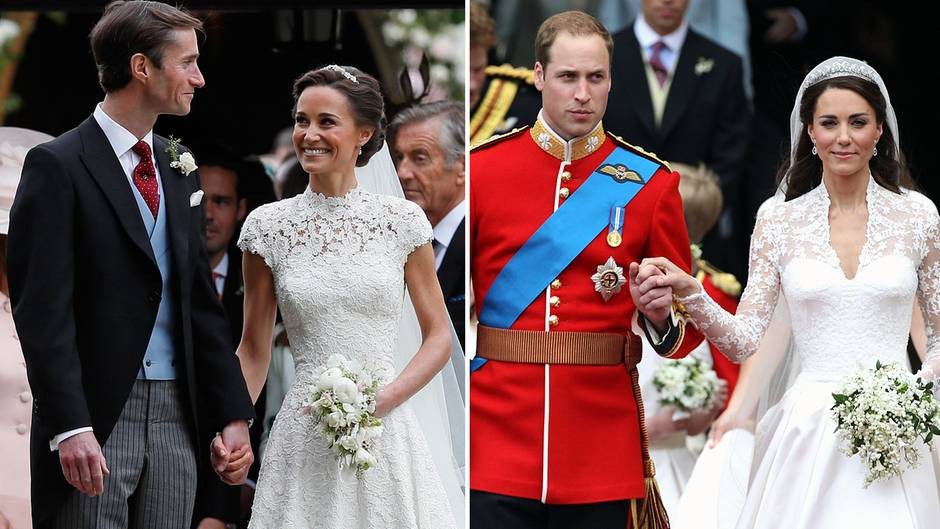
top-left (0, 127), bottom-right (54, 234)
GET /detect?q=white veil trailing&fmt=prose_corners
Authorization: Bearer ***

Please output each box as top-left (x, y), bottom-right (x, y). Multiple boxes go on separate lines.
top-left (711, 58), bottom-right (905, 523)
top-left (780, 56), bottom-right (900, 194)
top-left (355, 142), bottom-right (466, 526)
top-left (758, 56), bottom-right (904, 421)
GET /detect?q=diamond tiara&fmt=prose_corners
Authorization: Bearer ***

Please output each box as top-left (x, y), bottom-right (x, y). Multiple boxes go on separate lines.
top-left (800, 57), bottom-right (879, 91)
top-left (320, 64), bottom-right (359, 84)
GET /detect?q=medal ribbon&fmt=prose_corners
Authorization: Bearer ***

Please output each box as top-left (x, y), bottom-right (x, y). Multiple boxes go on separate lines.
top-left (474, 146), bottom-right (659, 373)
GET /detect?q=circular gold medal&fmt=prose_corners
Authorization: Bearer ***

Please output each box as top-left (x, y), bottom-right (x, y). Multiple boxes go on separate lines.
top-left (606, 231), bottom-right (622, 247)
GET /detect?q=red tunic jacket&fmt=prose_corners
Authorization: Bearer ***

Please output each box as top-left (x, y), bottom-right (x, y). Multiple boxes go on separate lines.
top-left (469, 116), bottom-right (704, 504)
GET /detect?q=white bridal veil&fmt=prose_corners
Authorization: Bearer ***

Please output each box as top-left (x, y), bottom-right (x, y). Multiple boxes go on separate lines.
top-left (355, 142), bottom-right (466, 526)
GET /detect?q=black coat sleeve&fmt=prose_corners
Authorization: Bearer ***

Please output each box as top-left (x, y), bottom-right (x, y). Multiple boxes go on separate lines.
top-left (188, 165), bottom-right (255, 432)
top-left (7, 145), bottom-right (91, 435)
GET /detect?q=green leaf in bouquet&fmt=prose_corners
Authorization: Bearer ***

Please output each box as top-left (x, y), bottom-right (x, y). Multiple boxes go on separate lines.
top-left (927, 432), bottom-right (934, 444)
top-left (832, 393), bottom-right (849, 405)
top-left (929, 423), bottom-right (940, 436)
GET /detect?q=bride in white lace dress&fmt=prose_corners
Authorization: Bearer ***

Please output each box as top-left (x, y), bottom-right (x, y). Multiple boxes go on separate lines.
top-left (233, 65), bottom-right (459, 528)
top-left (634, 57), bottom-right (940, 528)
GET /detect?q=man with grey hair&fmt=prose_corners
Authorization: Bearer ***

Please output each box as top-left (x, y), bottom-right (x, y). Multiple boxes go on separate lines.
top-left (389, 101), bottom-right (465, 351)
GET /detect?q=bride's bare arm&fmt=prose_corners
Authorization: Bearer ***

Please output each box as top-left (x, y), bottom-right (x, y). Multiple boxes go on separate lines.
top-left (375, 243), bottom-right (451, 417)
top-left (237, 251), bottom-right (278, 403)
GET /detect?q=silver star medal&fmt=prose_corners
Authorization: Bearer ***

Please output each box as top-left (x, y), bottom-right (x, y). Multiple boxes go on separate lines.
top-left (591, 256), bottom-right (627, 302)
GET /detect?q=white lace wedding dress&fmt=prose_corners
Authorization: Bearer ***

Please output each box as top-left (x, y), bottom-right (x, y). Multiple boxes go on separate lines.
top-left (678, 177), bottom-right (940, 528)
top-left (238, 186), bottom-right (457, 529)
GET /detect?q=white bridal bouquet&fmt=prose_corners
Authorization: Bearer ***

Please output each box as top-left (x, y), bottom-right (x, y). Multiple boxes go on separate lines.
top-left (303, 354), bottom-right (385, 478)
top-left (831, 361), bottom-right (940, 487)
top-left (652, 356), bottom-right (720, 420)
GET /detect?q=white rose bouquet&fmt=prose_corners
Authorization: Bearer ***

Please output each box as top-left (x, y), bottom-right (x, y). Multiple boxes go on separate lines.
top-left (831, 360), bottom-right (940, 487)
top-left (303, 354), bottom-right (385, 478)
top-left (652, 356), bottom-right (720, 420)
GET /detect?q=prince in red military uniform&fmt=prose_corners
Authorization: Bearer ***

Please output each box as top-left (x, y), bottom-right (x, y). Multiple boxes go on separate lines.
top-left (469, 11), bottom-right (704, 528)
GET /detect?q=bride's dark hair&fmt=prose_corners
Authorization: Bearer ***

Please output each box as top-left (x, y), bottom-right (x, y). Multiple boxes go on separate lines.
top-left (775, 75), bottom-right (912, 201)
top-left (292, 65), bottom-right (387, 167)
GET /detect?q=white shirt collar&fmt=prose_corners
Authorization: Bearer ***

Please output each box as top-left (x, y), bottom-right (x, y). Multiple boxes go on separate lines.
top-left (92, 103), bottom-right (154, 160)
top-left (432, 201), bottom-right (465, 249)
top-left (213, 252), bottom-right (229, 278)
top-left (634, 14), bottom-right (688, 53)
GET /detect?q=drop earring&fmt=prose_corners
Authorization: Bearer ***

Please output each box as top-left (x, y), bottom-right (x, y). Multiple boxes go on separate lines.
top-left (872, 146), bottom-right (878, 157)
top-left (812, 141), bottom-right (817, 156)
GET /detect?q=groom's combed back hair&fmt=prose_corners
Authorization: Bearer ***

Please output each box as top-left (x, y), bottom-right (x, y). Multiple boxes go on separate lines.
top-left (90, 0), bottom-right (203, 93)
top-left (534, 11), bottom-right (613, 67)
top-left (293, 66), bottom-right (387, 167)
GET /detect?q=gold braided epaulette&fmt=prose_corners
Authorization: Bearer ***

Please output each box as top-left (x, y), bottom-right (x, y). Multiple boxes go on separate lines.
top-left (695, 258), bottom-right (742, 297)
top-left (470, 126), bottom-right (528, 152)
top-left (606, 132), bottom-right (672, 173)
top-left (484, 64), bottom-right (535, 85)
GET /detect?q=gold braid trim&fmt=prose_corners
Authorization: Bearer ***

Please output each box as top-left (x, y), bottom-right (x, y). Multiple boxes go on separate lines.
top-left (470, 78), bottom-right (519, 147)
top-left (628, 366), bottom-right (672, 528)
top-left (484, 63), bottom-right (535, 84)
top-left (606, 133), bottom-right (673, 173)
top-left (469, 126), bottom-right (528, 153)
top-left (695, 258), bottom-right (742, 297)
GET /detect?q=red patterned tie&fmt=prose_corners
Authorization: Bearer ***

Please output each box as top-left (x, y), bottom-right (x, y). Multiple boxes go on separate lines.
top-left (131, 140), bottom-right (159, 218)
top-left (650, 41), bottom-right (669, 87)
top-left (211, 271), bottom-right (224, 299)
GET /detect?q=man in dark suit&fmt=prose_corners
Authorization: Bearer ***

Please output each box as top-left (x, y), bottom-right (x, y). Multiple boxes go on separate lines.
top-left (389, 101), bottom-right (465, 395)
top-left (193, 152), bottom-right (274, 529)
top-left (6, 2), bottom-right (255, 528)
top-left (605, 0), bottom-right (749, 273)
top-left (389, 101), bottom-right (466, 348)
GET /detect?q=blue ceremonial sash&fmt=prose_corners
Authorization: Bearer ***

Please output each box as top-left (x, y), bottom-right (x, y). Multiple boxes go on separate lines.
top-left (472, 146), bottom-right (660, 373)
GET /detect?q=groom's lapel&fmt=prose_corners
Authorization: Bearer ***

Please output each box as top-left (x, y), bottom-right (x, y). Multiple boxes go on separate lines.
top-left (153, 135), bottom-right (190, 281)
top-left (78, 116), bottom-right (157, 266)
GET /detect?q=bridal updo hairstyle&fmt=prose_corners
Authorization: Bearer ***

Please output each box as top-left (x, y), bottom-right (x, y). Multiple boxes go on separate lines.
top-left (777, 75), bottom-right (912, 201)
top-left (292, 66), bottom-right (387, 167)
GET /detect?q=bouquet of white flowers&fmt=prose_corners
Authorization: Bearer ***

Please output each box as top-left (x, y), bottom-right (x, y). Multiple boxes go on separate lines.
top-left (831, 361), bottom-right (940, 487)
top-left (303, 354), bottom-right (385, 478)
top-left (652, 356), bottom-right (720, 420)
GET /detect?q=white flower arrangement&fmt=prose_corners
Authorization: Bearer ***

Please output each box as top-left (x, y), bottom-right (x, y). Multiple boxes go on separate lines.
top-left (303, 354), bottom-right (385, 478)
top-left (652, 356), bottom-right (720, 420)
top-left (166, 135), bottom-right (198, 176)
top-left (831, 361), bottom-right (940, 487)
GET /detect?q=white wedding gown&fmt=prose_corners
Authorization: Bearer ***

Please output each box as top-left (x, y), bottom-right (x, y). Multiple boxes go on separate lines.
top-left (679, 177), bottom-right (940, 528)
top-left (238, 186), bottom-right (457, 528)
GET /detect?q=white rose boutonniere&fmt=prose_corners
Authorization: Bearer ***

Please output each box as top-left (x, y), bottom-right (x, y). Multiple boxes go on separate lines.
top-left (695, 57), bottom-right (714, 76)
top-left (166, 135), bottom-right (198, 176)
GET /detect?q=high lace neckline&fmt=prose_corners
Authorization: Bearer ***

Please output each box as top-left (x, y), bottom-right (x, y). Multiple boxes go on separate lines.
top-left (302, 184), bottom-right (363, 208)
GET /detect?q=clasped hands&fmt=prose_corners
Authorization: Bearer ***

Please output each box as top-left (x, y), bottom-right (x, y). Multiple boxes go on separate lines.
top-left (210, 420), bottom-right (254, 485)
top-left (628, 257), bottom-right (700, 331)
top-left (58, 420), bottom-right (253, 497)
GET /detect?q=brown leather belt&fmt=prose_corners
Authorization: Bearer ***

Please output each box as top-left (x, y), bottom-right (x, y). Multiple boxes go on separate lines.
top-left (476, 325), bottom-right (643, 369)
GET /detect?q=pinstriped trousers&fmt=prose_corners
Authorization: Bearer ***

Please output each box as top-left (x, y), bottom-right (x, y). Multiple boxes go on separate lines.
top-left (50, 380), bottom-right (197, 529)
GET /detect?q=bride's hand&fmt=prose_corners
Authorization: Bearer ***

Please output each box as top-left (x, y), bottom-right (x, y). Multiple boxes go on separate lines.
top-left (686, 380), bottom-right (728, 436)
top-left (707, 403), bottom-right (754, 448)
top-left (374, 388), bottom-right (394, 418)
top-left (637, 257), bottom-right (701, 298)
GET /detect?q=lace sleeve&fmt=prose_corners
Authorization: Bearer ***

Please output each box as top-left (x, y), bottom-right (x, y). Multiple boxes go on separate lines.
top-left (677, 204), bottom-right (782, 362)
top-left (237, 208), bottom-right (278, 271)
top-left (399, 200), bottom-right (433, 258)
top-left (915, 209), bottom-right (940, 384)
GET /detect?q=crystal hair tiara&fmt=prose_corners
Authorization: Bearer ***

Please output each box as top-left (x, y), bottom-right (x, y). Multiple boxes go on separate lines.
top-left (320, 64), bottom-right (359, 84)
top-left (800, 57), bottom-right (879, 91)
